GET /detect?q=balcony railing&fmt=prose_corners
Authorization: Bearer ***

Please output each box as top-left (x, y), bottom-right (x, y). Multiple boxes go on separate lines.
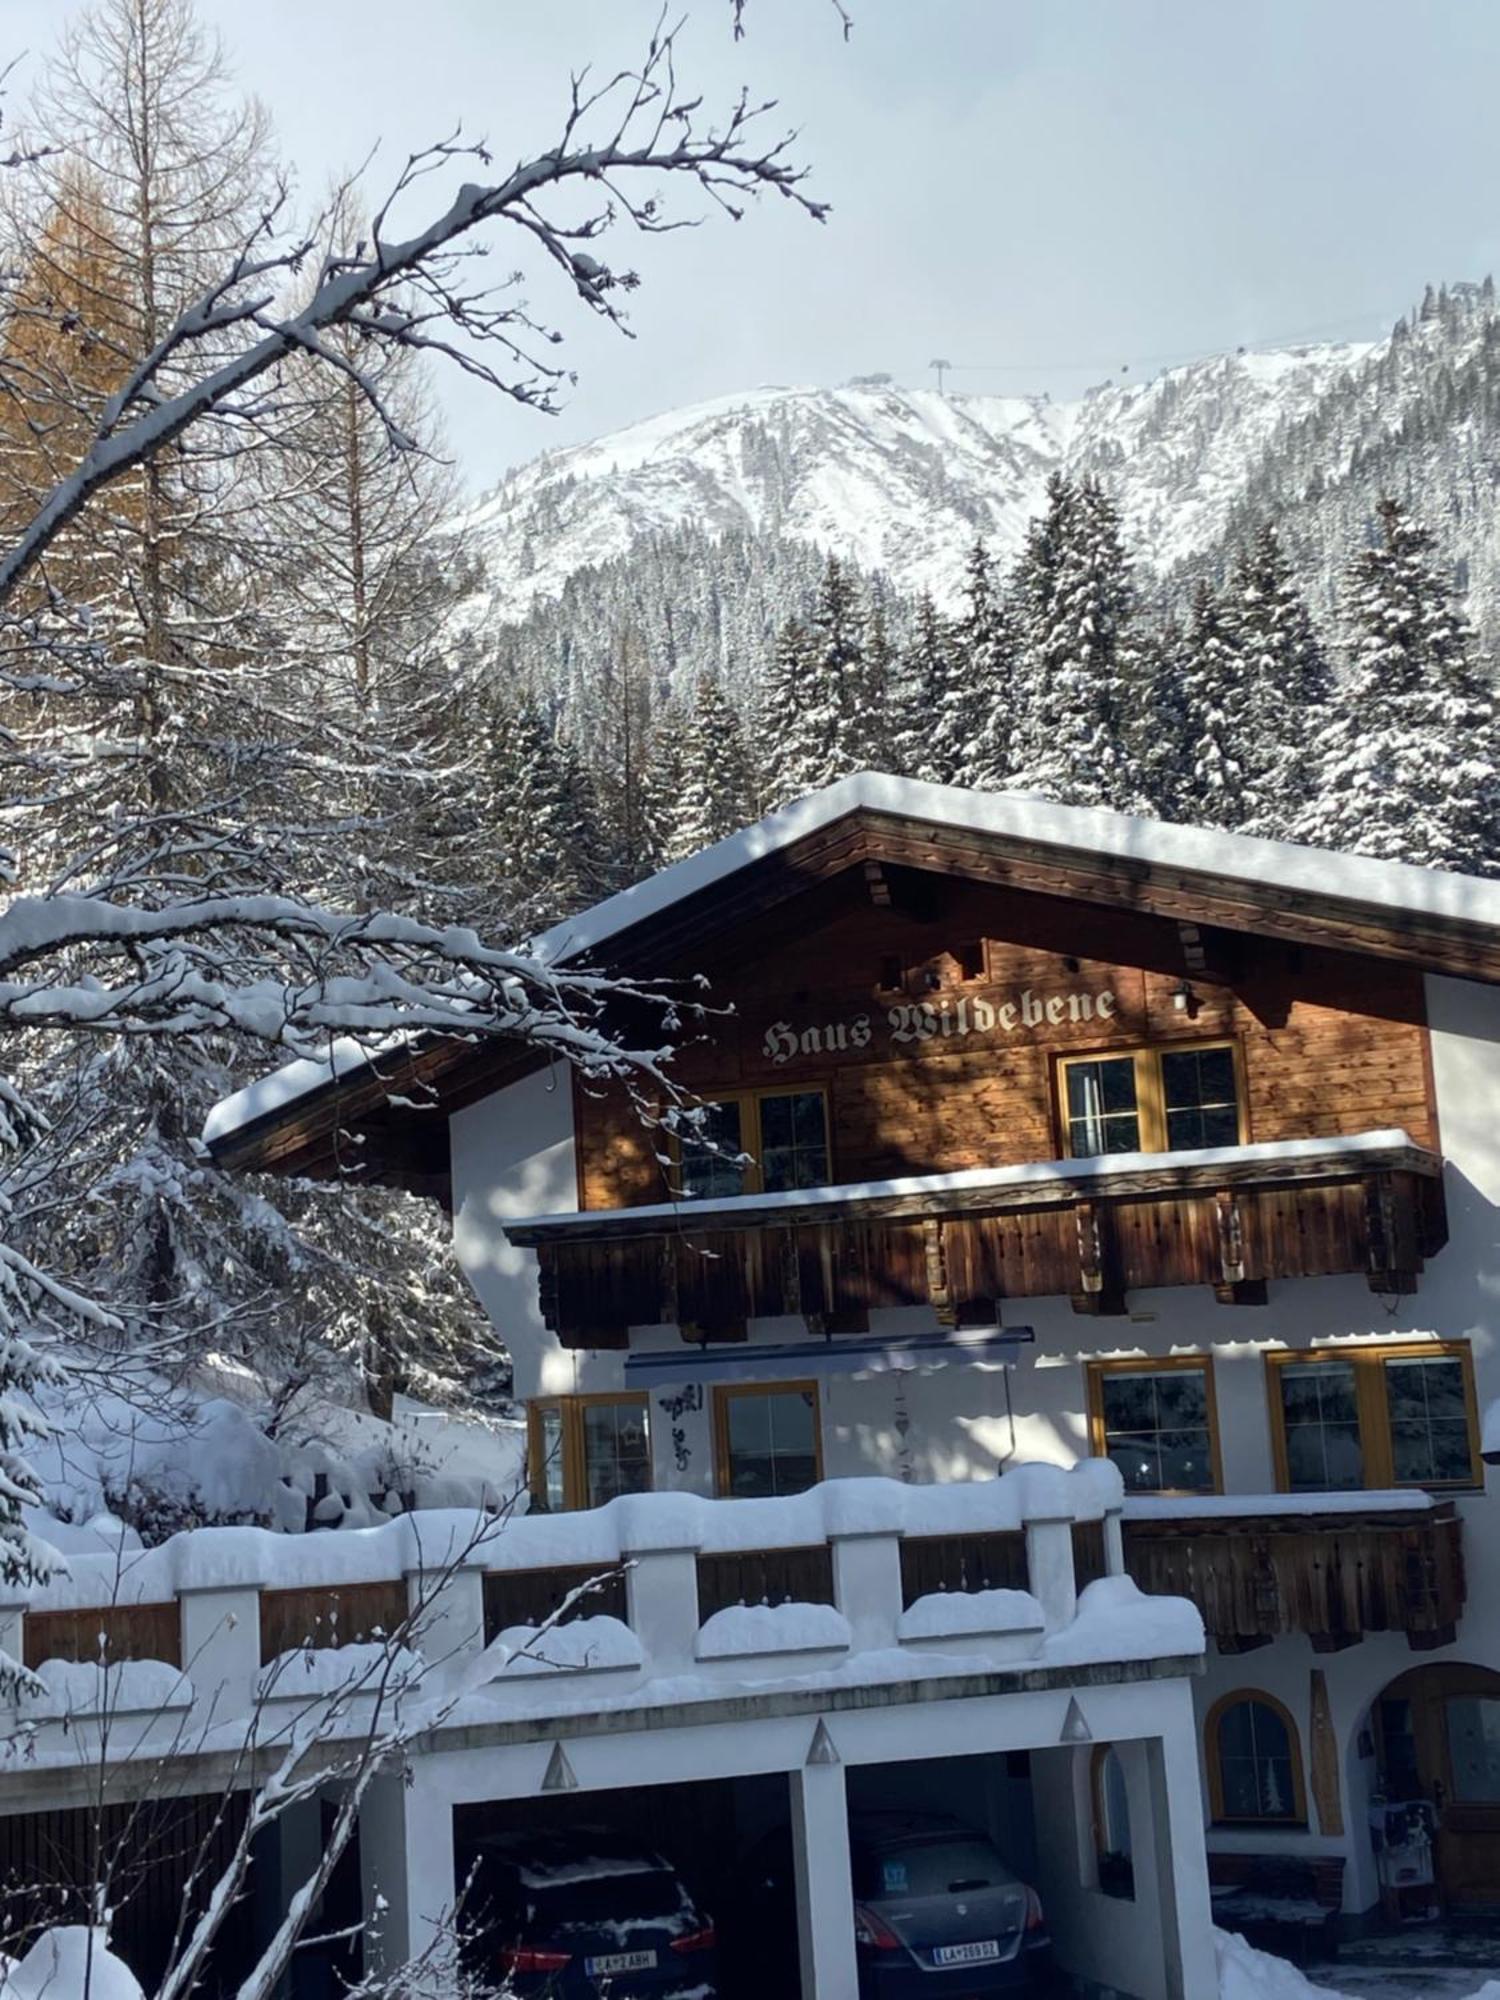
top-left (1121, 1494), bottom-right (1465, 1652)
top-left (506, 1130), bottom-right (1447, 1344)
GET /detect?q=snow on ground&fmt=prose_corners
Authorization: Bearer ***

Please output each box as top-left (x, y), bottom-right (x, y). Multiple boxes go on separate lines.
top-left (1220, 1929), bottom-right (1500, 2000)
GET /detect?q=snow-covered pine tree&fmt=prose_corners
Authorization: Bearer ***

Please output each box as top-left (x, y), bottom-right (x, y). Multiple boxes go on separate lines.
top-left (1132, 610), bottom-right (1194, 821)
top-left (892, 595), bottom-right (962, 784)
top-left (1177, 579), bottom-right (1251, 830)
top-left (758, 613), bottom-right (817, 810)
top-left (956, 539), bottom-right (1018, 789)
top-left (759, 558), bottom-right (880, 806)
top-left (662, 674), bottom-right (755, 862)
top-left (484, 692), bottom-right (603, 926)
top-left (1299, 497), bottom-right (1500, 871)
top-left (1224, 520), bottom-right (1332, 837)
top-left (1013, 476), bottom-right (1143, 811)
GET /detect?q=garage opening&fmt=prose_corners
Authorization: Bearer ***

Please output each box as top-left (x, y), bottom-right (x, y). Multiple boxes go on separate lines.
top-left (454, 1772), bottom-right (790, 1996)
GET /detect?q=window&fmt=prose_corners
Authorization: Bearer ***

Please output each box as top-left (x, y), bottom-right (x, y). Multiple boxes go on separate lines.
top-left (527, 1394), bottom-right (651, 1512)
top-left (1087, 1357), bottom-right (1220, 1494)
top-left (1207, 1693), bottom-right (1307, 1826)
top-left (1058, 1042), bottom-right (1244, 1159)
top-left (676, 1088), bottom-right (830, 1200)
top-left (1447, 1697), bottom-right (1500, 1803)
top-left (714, 1382), bottom-right (822, 1499)
top-left (1267, 1343), bottom-right (1481, 1493)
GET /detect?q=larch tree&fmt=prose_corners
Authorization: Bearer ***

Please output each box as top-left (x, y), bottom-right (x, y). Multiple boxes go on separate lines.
top-left (1299, 497), bottom-right (1500, 871)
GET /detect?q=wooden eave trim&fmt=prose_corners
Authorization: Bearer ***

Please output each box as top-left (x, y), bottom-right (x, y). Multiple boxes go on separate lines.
top-left (505, 1140), bottom-right (1442, 1247)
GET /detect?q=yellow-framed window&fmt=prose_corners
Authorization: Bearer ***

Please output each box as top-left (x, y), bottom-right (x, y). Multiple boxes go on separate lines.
top-left (1265, 1341), bottom-right (1482, 1493)
top-left (675, 1086), bottom-right (832, 1200)
top-left (1086, 1354), bottom-right (1222, 1496)
top-left (1206, 1690), bottom-right (1308, 1827)
top-left (527, 1393), bottom-right (652, 1512)
top-left (1057, 1041), bottom-right (1245, 1158)
top-left (713, 1380), bottom-right (823, 1499)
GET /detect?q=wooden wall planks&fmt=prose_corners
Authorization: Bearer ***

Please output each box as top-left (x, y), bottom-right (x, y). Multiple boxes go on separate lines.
top-left (575, 874), bottom-right (1438, 1211)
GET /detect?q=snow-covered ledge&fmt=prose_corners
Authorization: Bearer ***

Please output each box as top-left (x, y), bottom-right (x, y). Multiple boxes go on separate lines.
top-left (504, 1129), bottom-right (1440, 1244)
top-left (1, 1463), bottom-right (1172, 1764)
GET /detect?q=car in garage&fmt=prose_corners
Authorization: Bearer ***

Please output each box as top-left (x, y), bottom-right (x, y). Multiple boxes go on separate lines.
top-left (465, 1828), bottom-right (718, 1997)
top-left (728, 1808), bottom-right (1055, 1997)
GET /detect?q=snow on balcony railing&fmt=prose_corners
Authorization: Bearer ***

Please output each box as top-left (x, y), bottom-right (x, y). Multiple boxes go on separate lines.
top-left (0, 1461), bottom-right (1205, 1756)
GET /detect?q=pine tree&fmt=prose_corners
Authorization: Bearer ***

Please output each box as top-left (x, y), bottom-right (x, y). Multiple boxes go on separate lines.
top-left (484, 693), bottom-right (602, 925)
top-left (892, 595), bottom-right (961, 784)
top-left (762, 557), bottom-right (876, 803)
top-left (663, 674), bottom-right (754, 862)
top-left (1226, 521), bottom-right (1332, 836)
top-left (1013, 476), bottom-right (1143, 811)
top-left (1300, 497), bottom-right (1500, 870)
top-left (1177, 580), bottom-right (1251, 830)
top-left (956, 539), bottom-right (1018, 789)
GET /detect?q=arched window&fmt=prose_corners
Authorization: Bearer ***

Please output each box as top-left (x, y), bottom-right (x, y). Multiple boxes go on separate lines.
top-left (1091, 1745), bottom-right (1134, 1899)
top-left (1207, 1692), bottom-right (1308, 1826)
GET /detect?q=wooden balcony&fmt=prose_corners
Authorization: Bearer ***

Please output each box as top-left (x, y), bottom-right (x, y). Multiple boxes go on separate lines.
top-left (506, 1131), bottom-right (1447, 1345)
top-left (1122, 1498), bottom-right (1465, 1652)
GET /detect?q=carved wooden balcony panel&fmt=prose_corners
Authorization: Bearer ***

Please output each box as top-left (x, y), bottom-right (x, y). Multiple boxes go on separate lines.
top-left (508, 1136), bottom-right (1448, 1347)
top-left (1122, 1502), bottom-right (1465, 1653)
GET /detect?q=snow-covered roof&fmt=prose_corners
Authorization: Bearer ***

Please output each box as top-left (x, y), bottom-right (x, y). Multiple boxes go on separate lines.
top-left (205, 771), bottom-right (1500, 1148)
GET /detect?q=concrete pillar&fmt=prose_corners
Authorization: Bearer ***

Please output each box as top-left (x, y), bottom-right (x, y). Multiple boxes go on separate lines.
top-left (1023, 1517), bottom-right (1077, 1631)
top-left (790, 1759), bottom-right (858, 2000)
top-left (1102, 1508), bottom-right (1126, 1577)
top-left (1142, 1726), bottom-right (1218, 2000)
top-left (830, 1532), bottom-right (902, 1651)
top-left (360, 1766), bottom-right (456, 1974)
top-left (180, 1585), bottom-right (261, 1721)
top-left (625, 1548), bottom-right (699, 1673)
top-left (405, 1564), bottom-right (485, 1674)
top-left (266, 1793), bottom-right (324, 2000)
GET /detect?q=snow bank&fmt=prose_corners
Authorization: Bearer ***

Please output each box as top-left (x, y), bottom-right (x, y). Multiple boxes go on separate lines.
top-left (898, 1588), bottom-right (1042, 1641)
top-left (258, 1642), bottom-right (424, 1697)
top-left (493, 1616), bottom-right (642, 1676)
top-left (21, 1658), bottom-right (192, 1719)
top-left (0, 1928), bottom-right (144, 2000)
top-left (696, 1602), bottom-right (851, 1659)
top-left (1042, 1575), bottom-right (1203, 1666)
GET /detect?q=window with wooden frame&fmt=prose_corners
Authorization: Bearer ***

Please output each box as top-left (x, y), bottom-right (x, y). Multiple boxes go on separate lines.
top-left (1266, 1342), bottom-right (1482, 1493)
top-left (675, 1087), bottom-right (831, 1200)
top-left (713, 1381), bottom-right (822, 1499)
top-left (1086, 1355), bottom-right (1222, 1495)
top-left (1057, 1042), bottom-right (1245, 1158)
top-left (527, 1393), bottom-right (651, 1512)
top-left (1206, 1691), bottom-right (1307, 1827)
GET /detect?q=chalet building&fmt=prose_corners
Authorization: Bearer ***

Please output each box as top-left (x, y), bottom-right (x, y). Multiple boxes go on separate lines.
top-left (208, 773), bottom-right (1500, 1956)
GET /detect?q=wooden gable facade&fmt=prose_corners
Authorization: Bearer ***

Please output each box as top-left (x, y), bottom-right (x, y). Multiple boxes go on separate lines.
top-left (502, 859), bottom-right (1449, 1346)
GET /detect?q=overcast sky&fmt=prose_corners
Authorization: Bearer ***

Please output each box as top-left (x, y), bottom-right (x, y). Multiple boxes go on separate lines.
top-left (10, 0), bottom-right (1500, 495)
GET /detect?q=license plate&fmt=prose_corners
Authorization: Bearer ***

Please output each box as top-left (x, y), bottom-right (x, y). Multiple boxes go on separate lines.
top-left (585, 1949), bottom-right (657, 1975)
top-left (933, 1939), bottom-right (1002, 1966)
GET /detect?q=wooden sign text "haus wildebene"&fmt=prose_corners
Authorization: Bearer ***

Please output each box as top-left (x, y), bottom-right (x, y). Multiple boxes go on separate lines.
top-left (761, 984), bottom-right (1120, 1067)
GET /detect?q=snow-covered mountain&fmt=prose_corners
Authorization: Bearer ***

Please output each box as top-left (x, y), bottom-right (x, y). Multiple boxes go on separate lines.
top-left (452, 282), bottom-right (1500, 696)
top-left (454, 342), bottom-right (1369, 621)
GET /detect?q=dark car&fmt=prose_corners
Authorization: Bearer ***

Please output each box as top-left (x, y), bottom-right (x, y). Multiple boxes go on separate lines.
top-left (465, 1829), bottom-right (717, 1999)
top-left (731, 1809), bottom-right (1053, 1998)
